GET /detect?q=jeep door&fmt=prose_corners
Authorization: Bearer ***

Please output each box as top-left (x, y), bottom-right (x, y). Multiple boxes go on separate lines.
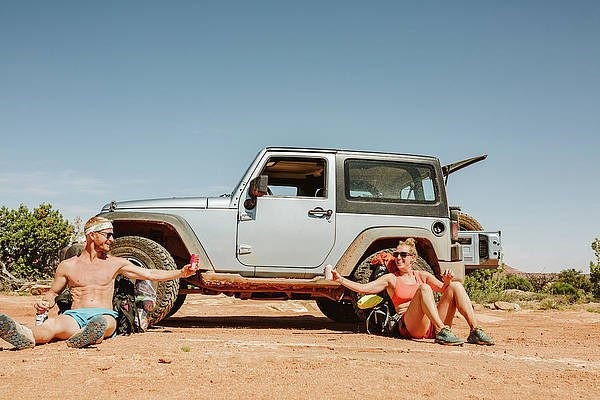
top-left (236, 152), bottom-right (336, 271)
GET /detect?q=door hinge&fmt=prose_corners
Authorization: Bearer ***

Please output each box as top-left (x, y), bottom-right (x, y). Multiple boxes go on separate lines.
top-left (238, 244), bottom-right (253, 255)
top-left (238, 212), bottom-right (252, 221)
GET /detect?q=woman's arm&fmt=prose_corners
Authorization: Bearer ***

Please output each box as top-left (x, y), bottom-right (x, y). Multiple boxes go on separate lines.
top-left (331, 270), bottom-right (393, 294)
top-left (419, 270), bottom-right (454, 293)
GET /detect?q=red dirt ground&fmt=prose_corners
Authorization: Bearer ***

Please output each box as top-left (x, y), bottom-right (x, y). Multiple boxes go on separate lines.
top-left (1, 294), bottom-right (599, 399)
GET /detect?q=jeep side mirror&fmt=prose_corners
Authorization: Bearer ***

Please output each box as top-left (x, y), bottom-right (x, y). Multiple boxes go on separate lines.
top-left (244, 175), bottom-right (269, 209)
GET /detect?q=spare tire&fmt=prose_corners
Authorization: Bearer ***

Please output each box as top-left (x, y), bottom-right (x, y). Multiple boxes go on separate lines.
top-left (458, 212), bottom-right (484, 231)
top-left (109, 236), bottom-right (179, 325)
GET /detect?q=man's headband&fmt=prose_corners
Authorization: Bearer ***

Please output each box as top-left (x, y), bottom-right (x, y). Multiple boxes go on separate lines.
top-left (84, 221), bottom-right (113, 235)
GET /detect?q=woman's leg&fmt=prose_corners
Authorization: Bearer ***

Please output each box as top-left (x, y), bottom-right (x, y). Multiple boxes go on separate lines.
top-left (437, 281), bottom-right (477, 329)
top-left (402, 284), bottom-right (446, 337)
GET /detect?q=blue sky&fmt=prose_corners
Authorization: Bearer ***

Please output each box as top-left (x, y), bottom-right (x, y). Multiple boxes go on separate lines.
top-left (1, 1), bottom-right (599, 272)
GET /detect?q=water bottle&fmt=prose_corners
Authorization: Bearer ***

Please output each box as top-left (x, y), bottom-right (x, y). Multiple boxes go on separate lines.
top-left (35, 311), bottom-right (48, 326)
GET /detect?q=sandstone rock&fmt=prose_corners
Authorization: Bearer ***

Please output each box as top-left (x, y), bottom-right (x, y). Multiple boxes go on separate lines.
top-left (494, 301), bottom-right (520, 311)
top-left (30, 285), bottom-right (51, 295)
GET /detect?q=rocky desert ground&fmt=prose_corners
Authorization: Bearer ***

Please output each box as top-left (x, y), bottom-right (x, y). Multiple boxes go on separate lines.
top-left (1, 293), bottom-right (599, 400)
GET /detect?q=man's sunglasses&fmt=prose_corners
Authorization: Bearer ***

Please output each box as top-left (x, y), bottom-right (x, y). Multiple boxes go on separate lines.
top-left (96, 231), bottom-right (114, 240)
top-left (393, 251), bottom-right (413, 258)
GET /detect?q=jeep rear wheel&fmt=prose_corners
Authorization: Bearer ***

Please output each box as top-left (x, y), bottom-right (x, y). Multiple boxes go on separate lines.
top-left (315, 298), bottom-right (360, 323)
top-left (110, 236), bottom-right (179, 325)
top-left (351, 248), bottom-right (434, 320)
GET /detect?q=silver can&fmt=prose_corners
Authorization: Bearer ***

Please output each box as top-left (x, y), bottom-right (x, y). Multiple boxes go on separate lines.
top-left (35, 311), bottom-right (48, 326)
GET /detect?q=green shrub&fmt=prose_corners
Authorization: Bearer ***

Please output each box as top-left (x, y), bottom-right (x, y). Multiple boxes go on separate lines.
top-left (548, 282), bottom-right (582, 302)
top-left (590, 238), bottom-right (600, 299)
top-left (464, 268), bottom-right (505, 293)
top-left (538, 297), bottom-right (569, 310)
top-left (464, 268), bottom-right (507, 303)
top-left (525, 274), bottom-right (556, 292)
top-left (0, 204), bottom-right (74, 280)
top-left (504, 275), bottom-right (534, 292)
top-left (556, 268), bottom-right (592, 292)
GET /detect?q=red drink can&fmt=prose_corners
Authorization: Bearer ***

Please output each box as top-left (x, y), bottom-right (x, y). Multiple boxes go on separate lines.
top-left (190, 253), bottom-right (199, 270)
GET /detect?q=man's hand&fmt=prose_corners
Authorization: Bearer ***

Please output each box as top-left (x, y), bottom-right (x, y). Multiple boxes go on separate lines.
top-left (34, 299), bottom-right (52, 314)
top-left (179, 263), bottom-right (198, 278)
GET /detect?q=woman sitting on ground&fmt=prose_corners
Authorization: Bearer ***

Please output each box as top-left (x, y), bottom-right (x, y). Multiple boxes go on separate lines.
top-left (330, 238), bottom-right (494, 346)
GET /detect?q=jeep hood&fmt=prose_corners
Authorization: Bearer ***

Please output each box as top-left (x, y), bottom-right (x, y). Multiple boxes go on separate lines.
top-left (101, 196), bottom-right (232, 211)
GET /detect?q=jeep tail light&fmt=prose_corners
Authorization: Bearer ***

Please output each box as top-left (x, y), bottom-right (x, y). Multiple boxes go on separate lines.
top-left (449, 207), bottom-right (461, 243)
top-left (451, 221), bottom-right (459, 242)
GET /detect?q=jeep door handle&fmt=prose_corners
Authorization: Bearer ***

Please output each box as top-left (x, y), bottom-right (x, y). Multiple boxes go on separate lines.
top-left (308, 207), bottom-right (333, 218)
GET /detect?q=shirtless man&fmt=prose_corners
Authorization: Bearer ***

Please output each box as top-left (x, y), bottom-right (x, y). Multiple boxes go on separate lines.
top-left (0, 216), bottom-right (198, 350)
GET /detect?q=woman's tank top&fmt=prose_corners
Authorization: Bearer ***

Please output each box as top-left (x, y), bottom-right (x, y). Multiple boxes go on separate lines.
top-left (391, 271), bottom-right (424, 307)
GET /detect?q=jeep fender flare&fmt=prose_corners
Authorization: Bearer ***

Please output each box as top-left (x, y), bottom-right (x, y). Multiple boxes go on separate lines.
top-left (334, 227), bottom-right (450, 277)
top-left (97, 211), bottom-right (214, 271)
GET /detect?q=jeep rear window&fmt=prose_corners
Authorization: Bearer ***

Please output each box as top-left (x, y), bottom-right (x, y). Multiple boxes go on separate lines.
top-left (344, 159), bottom-right (437, 203)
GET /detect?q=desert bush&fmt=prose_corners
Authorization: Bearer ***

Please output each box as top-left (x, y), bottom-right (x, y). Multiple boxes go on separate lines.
top-left (590, 238), bottom-right (600, 299)
top-left (0, 204), bottom-right (74, 280)
top-left (525, 274), bottom-right (556, 292)
top-left (464, 268), bottom-right (507, 303)
top-left (538, 296), bottom-right (571, 310)
top-left (504, 275), bottom-right (534, 292)
top-left (547, 281), bottom-right (582, 302)
top-left (556, 268), bottom-right (592, 293)
top-left (464, 268), bottom-right (504, 293)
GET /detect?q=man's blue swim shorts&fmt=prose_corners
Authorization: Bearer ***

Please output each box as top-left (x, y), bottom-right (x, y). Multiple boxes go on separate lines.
top-left (63, 308), bottom-right (119, 338)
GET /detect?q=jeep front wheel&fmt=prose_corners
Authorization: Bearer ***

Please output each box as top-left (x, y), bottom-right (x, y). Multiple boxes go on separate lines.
top-left (109, 236), bottom-right (179, 325)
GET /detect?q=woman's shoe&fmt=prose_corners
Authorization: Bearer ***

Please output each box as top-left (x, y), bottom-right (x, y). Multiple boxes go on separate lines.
top-left (467, 327), bottom-right (495, 345)
top-left (435, 327), bottom-right (464, 346)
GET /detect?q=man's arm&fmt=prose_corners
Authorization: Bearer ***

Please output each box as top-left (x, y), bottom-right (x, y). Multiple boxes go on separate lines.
top-left (35, 262), bottom-right (69, 313)
top-left (118, 259), bottom-right (197, 282)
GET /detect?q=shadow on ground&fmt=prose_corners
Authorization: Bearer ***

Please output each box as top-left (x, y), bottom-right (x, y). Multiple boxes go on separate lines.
top-left (157, 315), bottom-right (359, 333)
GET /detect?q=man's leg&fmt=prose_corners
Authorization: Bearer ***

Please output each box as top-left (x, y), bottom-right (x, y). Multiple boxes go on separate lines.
top-left (31, 315), bottom-right (81, 344)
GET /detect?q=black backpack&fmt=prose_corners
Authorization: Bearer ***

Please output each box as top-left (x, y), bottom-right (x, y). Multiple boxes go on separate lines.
top-left (365, 303), bottom-right (402, 337)
top-left (362, 263), bottom-right (403, 337)
top-left (55, 275), bottom-right (143, 335)
top-left (112, 275), bottom-right (144, 335)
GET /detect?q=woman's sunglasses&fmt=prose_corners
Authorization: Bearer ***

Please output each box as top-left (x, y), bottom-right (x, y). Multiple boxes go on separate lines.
top-left (393, 251), bottom-right (413, 258)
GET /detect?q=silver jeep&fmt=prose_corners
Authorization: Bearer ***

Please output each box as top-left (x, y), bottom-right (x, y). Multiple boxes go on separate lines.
top-left (96, 147), bottom-right (487, 324)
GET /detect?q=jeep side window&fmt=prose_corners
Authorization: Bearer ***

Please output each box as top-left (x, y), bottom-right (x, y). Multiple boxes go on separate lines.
top-left (345, 159), bottom-right (437, 203)
top-left (259, 157), bottom-right (327, 198)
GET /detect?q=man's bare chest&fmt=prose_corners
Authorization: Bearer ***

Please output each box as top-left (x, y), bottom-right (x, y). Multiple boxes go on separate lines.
top-left (66, 262), bottom-right (119, 287)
